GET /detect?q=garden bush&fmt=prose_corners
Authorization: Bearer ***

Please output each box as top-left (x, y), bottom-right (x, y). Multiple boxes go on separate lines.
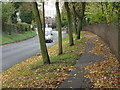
top-left (17, 22), bottom-right (30, 33)
top-left (61, 20), bottom-right (68, 27)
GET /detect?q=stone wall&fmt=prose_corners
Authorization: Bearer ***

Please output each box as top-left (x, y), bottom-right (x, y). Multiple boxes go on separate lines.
top-left (82, 23), bottom-right (118, 57)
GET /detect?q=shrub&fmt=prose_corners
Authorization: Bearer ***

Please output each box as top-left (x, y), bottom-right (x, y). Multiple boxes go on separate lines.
top-left (2, 22), bottom-right (30, 35)
top-left (20, 12), bottom-right (33, 24)
top-left (61, 20), bottom-right (68, 27)
top-left (12, 24), bottom-right (18, 33)
top-left (17, 22), bottom-right (30, 33)
top-left (2, 23), bottom-right (10, 33)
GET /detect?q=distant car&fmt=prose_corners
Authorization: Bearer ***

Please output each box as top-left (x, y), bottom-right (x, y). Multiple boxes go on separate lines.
top-left (45, 28), bottom-right (53, 43)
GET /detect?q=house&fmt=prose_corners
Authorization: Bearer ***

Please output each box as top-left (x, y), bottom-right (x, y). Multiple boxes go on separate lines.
top-left (45, 17), bottom-right (55, 26)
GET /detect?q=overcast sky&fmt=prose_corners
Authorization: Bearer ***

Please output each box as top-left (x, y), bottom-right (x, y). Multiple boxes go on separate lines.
top-left (38, 0), bottom-right (63, 18)
top-left (45, 1), bottom-right (56, 18)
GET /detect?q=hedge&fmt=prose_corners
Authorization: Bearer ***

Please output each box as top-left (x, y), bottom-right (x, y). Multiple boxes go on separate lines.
top-left (17, 22), bottom-right (30, 33)
top-left (2, 22), bottom-right (30, 34)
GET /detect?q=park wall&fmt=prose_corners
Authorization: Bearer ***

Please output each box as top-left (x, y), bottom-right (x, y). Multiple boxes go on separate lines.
top-left (82, 23), bottom-right (118, 57)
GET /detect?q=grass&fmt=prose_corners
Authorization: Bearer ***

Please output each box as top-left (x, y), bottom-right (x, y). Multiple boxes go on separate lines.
top-left (1, 33), bottom-right (86, 88)
top-left (1, 31), bottom-right (37, 45)
top-left (63, 33), bottom-right (84, 41)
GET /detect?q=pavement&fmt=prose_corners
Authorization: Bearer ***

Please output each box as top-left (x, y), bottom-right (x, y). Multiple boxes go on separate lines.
top-left (1, 31), bottom-right (67, 73)
top-left (58, 33), bottom-right (106, 88)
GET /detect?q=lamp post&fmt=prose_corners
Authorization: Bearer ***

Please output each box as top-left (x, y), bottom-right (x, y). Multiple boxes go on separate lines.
top-left (9, 15), bottom-right (11, 35)
top-left (16, 12), bottom-right (21, 22)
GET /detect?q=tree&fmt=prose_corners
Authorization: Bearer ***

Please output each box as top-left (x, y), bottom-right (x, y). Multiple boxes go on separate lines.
top-left (72, 4), bottom-right (77, 34)
top-left (2, 2), bottom-right (15, 25)
top-left (11, 2), bottom-right (22, 24)
top-left (42, 1), bottom-right (45, 38)
top-left (56, 2), bottom-right (63, 55)
top-left (19, 2), bottom-right (34, 24)
top-left (85, 2), bottom-right (118, 24)
top-left (32, 2), bottom-right (50, 64)
top-left (61, 4), bottom-right (67, 21)
top-left (118, 2), bottom-right (120, 64)
top-left (10, 2), bottom-right (36, 24)
top-left (20, 11), bottom-right (33, 24)
top-left (64, 2), bottom-right (74, 46)
top-left (60, 5), bottom-right (68, 28)
top-left (2, 2), bottom-right (15, 34)
top-left (72, 2), bottom-right (86, 39)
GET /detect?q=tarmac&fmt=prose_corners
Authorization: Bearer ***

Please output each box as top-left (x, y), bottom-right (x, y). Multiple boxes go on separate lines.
top-left (59, 33), bottom-right (106, 88)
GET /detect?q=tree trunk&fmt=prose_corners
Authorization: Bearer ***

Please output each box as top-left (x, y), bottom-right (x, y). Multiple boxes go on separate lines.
top-left (65, 2), bottom-right (74, 46)
top-left (43, 1), bottom-right (45, 39)
top-left (9, 24), bottom-right (11, 35)
top-left (101, 2), bottom-right (104, 14)
top-left (76, 18), bottom-right (82, 39)
top-left (72, 5), bottom-right (77, 34)
top-left (32, 2), bottom-right (50, 64)
top-left (117, 2), bottom-right (120, 79)
top-left (56, 2), bottom-right (63, 55)
top-left (76, 2), bottom-right (85, 40)
top-left (105, 2), bottom-right (108, 9)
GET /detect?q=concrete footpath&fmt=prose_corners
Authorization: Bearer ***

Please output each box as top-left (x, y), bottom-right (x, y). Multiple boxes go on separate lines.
top-left (58, 33), bottom-right (106, 88)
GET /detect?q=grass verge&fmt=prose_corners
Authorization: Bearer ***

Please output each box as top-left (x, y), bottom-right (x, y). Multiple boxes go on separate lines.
top-left (1, 33), bottom-right (85, 88)
top-left (1, 31), bottom-right (37, 45)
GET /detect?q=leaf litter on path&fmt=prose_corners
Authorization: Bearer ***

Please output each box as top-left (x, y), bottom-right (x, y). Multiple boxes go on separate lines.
top-left (82, 31), bottom-right (119, 88)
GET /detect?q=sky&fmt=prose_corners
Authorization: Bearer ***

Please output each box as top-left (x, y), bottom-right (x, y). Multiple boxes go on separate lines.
top-left (38, 0), bottom-right (63, 18)
top-left (45, 1), bottom-right (56, 18)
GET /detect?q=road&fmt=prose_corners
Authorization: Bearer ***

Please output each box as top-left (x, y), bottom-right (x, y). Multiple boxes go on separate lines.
top-left (1, 31), bottom-right (67, 73)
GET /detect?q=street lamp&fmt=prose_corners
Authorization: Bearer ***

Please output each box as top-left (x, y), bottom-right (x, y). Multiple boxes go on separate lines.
top-left (16, 12), bottom-right (21, 22)
top-left (16, 12), bottom-right (19, 16)
top-left (9, 15), bottom-right (11, 35)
